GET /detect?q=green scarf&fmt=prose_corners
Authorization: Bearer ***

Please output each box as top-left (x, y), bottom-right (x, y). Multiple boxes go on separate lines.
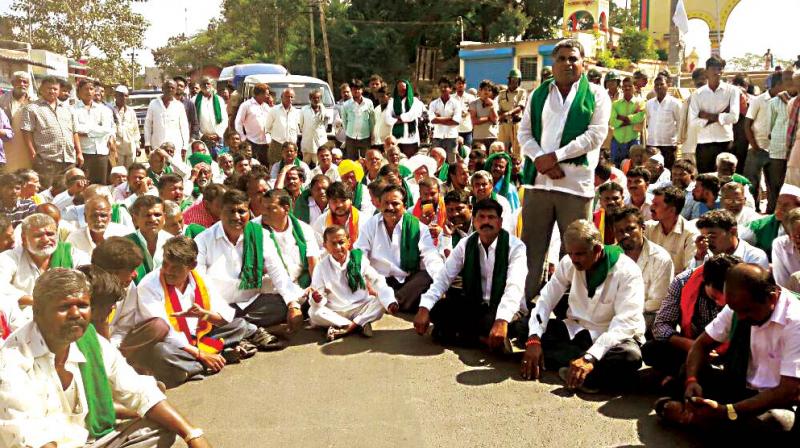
top-left (391, 80), bottom-right (416, 139)
top-left (279, 157), bottom-right (302, 172)
top-left (126, 233), bottom-right (153, 285)
top-left (110, 203), bottom-right (123, 224)
top-left (187, 152), bottom-right (213, 167)
top-left (586, 245), bottom-right (623, 297)
top-left (521, 74), bottom-right (595, 185)
top-left (399, 212), bottom-right (421, 273)
top-left (748, 214), bottom-right (781, 259)
top-left (484, 153), bottom-right (513, 199)
top-left (147, 165), bottom-right (172, 184)
top-left (180, 197), bottom-right (195, 211)
top-left (239, 221), bottom-right (264, 290)
top-left (195, 93), bottom-right (223, 125)
top-left (184, 223), bottom-right (206, 238)
top-left (353, 182), bottom-right (364, 210)
top-left (292, 189), bottom-right (313, 223)
top-left (267, 214), bottom-right (311, 288)
top-left (346, 249), bottom-right (366, 293)
top-left (461, 230), bottom-right (510, 307)
top-left (452, 230), bottom-right (463, 248)
top-left (437, 162), bottom-right (450, 182)
top-left (402, 178), bottom-right (414, 208)
top-left (398, 165), bottom-right (411, 178)
top-left (471, 191), bottom-right (497, 207)
top-left (49, 241), bottom-right (74, 269)
top-left (75, 324), bottom-right (116, 439)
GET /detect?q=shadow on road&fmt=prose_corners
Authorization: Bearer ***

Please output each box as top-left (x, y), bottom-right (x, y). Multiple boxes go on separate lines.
top-left (318, 327), bottom-right (447, 357)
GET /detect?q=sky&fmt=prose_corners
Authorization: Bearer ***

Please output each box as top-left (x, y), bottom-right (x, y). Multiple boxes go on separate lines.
top-left (0, 0), bottom-right (797, 69)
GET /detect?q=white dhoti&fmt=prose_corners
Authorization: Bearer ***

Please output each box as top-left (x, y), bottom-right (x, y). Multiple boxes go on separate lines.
top-left (309, 298), bottom-right (385, 328)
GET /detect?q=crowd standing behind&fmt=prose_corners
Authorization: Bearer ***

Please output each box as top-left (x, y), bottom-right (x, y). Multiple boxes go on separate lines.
top-left (0, 38), bottom-right (798, 446)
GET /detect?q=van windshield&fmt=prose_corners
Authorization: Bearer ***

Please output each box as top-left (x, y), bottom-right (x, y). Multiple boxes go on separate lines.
top-left (267, 83), bottom-right (335, 107)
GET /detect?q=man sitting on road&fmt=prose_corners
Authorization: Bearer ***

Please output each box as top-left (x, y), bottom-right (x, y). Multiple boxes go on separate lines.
top-left (414, 199), bottom-right (528, 350)
top-left (355, 185), bottom-right (444, 312)
top-left (0, 268), bottom-right (212, 447)
top-left (65, 195), bottom-right (130, 256)
top-left (740, 183), bottom-right (800, 260)
top-left (311, 181), bottom-right (366, 247)
top-left (521, 219), bottom-right (645, 393)
top-left (126, 196), bottom-right (172, 285)
top-left (689, 209), bottom-right (768, 270)
top-left (656, 264), bottom-right (799, 439)
top-left (338, 159), bottom-right (376, 216)
top-left (309, 226), bottom-right (398, 342)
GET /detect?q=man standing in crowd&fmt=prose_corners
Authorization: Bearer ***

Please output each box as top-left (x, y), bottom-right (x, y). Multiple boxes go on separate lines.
top-left (609, 77), bottom-right (645, 167)
top-left (265, 88), bottom-right (300, 166)
top-left (646, 75), bottom-right (682, 169)
top-left (112, 85), bottom-right (140, 168)
top-left (21, 76), bottom-right (82, 189)
top-left (298, 89), bottom-right (328, 164)
top-left (194, 77), bottom-right (228, 154)
top-left (174, 76), bottom-right (200, 140)
top-left (144, 79), bottom-right (190, 160)
top-left (428, 77), bottom-right (462, 163)
top-left (689, 57), bottom-right (741, 173)
top-left (744, 72), bottom-right (782, 212)
top-left (341, 79), bottom-right (375, 160)
top-left (454, 76), bottom-right (475, 147)
top-left (235, 83), bottom-right (272, 166)
top-left (497, 69), bottom-right (527, 157)
top-left (0, 71), bottom-right (31, 172)
top-left (73, 79), bottom-right (114, 185)
top-left (517, 39), bottom-right (611, 298)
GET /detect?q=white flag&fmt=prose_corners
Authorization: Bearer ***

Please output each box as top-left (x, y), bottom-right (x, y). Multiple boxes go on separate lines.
top-left (673, 0), bottom-right (690, 37)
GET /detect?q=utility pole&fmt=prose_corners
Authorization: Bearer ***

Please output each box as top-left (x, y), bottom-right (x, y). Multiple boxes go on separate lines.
top-left (309, 2), bottom-right (317, 78)
top-left (128, 50), bottom-right (137, 90)
top-left (317, 0), bottom-right (333, 89)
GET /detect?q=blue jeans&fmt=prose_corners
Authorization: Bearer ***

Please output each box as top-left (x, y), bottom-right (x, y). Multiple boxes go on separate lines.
top-left (459, 131), bottom-right (473, 148)
top-left (611, 138), bottom-right (639, 167)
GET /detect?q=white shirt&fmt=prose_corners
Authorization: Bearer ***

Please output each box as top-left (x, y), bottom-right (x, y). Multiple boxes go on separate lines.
top-left (52, 190), bottom-right (76, 212)
top-left (194, 221), bottom-right (305, 307)
top-left (112, 182), bottom-right (159, 209)
top-left (645, 95), bottom-right (682, 146)
top-left (269, 159), bottom-right (311, 182)
top-left (733, 206), bottom-right (762, 229)
top-left (65, 223), bottom-right (130, 256)
top-left (454, 91), bottom-right (476, 133)
top-left (129, 230), bottom-right (171, 273)
top-left (528, 251), bottom-right (646, 359)
top-left (136, 268), bottom-right (235, 349)
top-left (109, 285), bottom-right (139, 347)
top-left (310, 163), bottom-right (340, 183)
top-left (372, 104), bottom-right (392, 144)
top-left (689, 82), bottom-right (741, 144)
top-left (0, 245), bottom-right (90, 321)
top-left (234, 97), bottom-right (272, 145)
top-left (354, 213), bottom-right (444, 283)
top-left (144, 97), bottom-right (190, 151)
top-left (193, 93), bottom-right (228, 137)
top-left (113, 104), bottom-right (140, 154)
top-left (298, 105), bottom-right (328, 154)
top-left (428, 96), bottom-right (462, 139)
top-left (688, 238), bottom-right (769, 270)
top-left (624, 193), bottom-right (653, 221)
top-left (705, 289), bottom-right (800, 390)
top-left (311, 252), bottom-right (396, 311)
top-left (265, 103), bottom-right (301, 144)
top-left (383, 97), bottom-right (424, 144)
top-left (252, 216), bottom-right (320, 283)
top-left (72, 101), bottom-right (115, 155)
top-left (0, 322), bottom-right (166, 448)
top-left (745, 91), bottom-right (773, 150)
top-left (518, 80), bottom-right (612, 198)
top-left (634, 239), bottom-right (674, 313)
top-left (63, 202), bottom-right (134, 231)
top-left (419, 233), bottom-right (527, 323)
top-left (772, 235), bottom-right (800, 290)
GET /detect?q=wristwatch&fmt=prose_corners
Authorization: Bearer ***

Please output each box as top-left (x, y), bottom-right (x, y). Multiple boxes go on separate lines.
top-left (582, 353), bottom-right (596, 363)
top-left (185, 427), bottom-right (205, 442)
top-left (726, 404), bottom-right (738, 421)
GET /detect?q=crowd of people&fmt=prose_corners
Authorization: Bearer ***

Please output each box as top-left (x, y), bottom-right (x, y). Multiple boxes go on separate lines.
top-left (0, 37), bottom-right (798, 445)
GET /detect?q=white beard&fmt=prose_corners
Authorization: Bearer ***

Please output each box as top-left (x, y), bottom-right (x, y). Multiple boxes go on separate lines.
top-left (28, 243), bottom-right (57, 258)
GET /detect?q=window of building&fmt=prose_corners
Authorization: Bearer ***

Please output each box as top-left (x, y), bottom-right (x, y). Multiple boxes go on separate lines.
top-left (519, 57), bottom-right (538, 82)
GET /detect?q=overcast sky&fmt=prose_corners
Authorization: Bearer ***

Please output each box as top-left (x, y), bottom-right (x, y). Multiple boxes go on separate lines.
top-left (0, 0), bottom-right (796, 69)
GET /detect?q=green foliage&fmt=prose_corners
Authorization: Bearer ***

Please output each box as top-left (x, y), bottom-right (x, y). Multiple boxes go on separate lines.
top-left (609, 0), bottom-right (640, 29)
top-left (656, 48), bottom-right (668, 62)
top-left (617, 27), bottom-right (656, 63)
top-left (6, 0), bottom-right (146, 82)
top-left (488, 6), bottom-right (532, 42)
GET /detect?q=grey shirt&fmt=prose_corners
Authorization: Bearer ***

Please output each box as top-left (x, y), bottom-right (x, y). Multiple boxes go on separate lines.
top-left (20, 99), bottom-right (77, 163)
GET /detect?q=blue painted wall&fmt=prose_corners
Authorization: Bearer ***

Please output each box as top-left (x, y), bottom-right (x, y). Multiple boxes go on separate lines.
top-left (460, 47), bottom-right (515, 89)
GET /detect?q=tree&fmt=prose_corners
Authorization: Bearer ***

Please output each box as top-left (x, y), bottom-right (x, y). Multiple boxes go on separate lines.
top-left (6, 0), bottom-right (147, 83)
top-left (617, 27), bottom-right (656, 62)
top-left (609, 0), bottom-right (640, 29)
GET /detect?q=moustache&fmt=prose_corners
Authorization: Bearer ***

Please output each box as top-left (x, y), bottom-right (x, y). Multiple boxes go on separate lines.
top-left (479, 224), bottom-right (495, 230)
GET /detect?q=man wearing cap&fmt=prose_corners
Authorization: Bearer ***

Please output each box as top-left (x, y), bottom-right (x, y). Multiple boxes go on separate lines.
top-left (498, 69), bottom-right (527, 157)
top-left (517, 38), bottom-right (612, 299)
top-left (741, 183), bottom-right (800, 259)
top-left (587, 69), bottom-right (602, 85)
top-left (338, 159), bottom-right (375, 216)
top-left (112, 85), bottom-right (140, 168)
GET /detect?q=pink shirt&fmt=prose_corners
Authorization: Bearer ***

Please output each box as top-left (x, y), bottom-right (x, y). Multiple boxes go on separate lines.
top-left (705, 289), bottom-right (800, 390)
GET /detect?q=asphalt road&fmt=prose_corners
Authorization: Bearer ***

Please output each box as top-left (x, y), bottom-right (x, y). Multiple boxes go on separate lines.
top-left (167, 315), bottom-right (702, 447)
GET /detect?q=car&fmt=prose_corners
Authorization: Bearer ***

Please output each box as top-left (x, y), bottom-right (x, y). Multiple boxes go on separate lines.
top-left (218, 63), bottom-right (289, 91)
top-left (128, 89), bottom-right (162, 147)
top-left (241, 74), bottom-right (337, 138)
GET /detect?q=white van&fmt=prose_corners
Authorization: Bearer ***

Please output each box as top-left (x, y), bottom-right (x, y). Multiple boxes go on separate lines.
top-left (241, 74), bottom-right (336, 138)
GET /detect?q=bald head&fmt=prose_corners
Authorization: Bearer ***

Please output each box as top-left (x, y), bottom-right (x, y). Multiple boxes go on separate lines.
top-left (725, 264), bottom-right (781, 325)
top-left (35, 203), bottom-right (61, 223)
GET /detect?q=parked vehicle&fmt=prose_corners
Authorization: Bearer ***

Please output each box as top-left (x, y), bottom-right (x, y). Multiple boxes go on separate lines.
top-left (218, 63), bottom-right (289, 91)
top-left (128, 89), bottom-right (162, 147)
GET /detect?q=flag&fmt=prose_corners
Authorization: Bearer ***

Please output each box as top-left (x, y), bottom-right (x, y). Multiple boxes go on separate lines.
top-left (673, 0), bottom-right (690, 38)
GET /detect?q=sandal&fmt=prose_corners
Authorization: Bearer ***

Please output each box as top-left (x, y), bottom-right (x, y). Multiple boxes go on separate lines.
top-left (247, 327), bottom-right (286, 351)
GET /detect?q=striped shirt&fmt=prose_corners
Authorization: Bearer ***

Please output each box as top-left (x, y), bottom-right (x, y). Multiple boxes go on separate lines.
top-left (0, 199), bottom-right (36, 228)
top-left (20, 99), bottom-right (77, 163)
top-left (768, 95), bottom-right (790, 159)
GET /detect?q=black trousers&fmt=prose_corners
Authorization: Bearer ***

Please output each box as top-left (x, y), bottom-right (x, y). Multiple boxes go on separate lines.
top-left (429, 287), bottom-right (527, 347)
top-left (233, 293), bottom-right (289, 328)
top-left (386, 271), bottom-right (433, 312)
top-left (641, 339), bottom-right (688, 377)
top-left (652, 145), bottom-right (678, 170)
top-left (695, 141), bottom-right (732, 174)
top-left (541, 319), bottom-right (642, 390)
top-left (249, 140), bottom-right (271, 167)
top-left (766, 158), bottom-right (788, 214)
